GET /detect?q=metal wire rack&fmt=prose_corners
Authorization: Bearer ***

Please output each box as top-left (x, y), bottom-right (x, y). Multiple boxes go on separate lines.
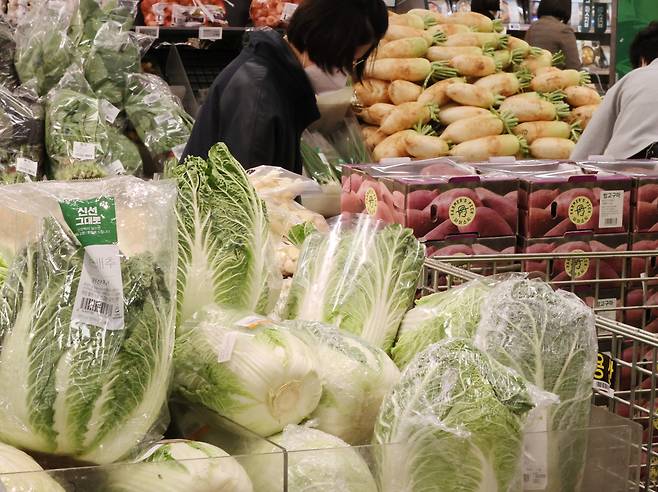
top-left (422, 250), bottom-right (658, 491)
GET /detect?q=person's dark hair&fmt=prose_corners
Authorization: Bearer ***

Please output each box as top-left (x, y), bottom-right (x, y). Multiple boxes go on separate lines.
top-left (630, 21), bottom-right (658, 68)
top-left (287, 0), bottom-right (388, 80)
top-left (537, 0), bottom-right (571, 24)
top-left (470, 0), bottom-right (500, 19)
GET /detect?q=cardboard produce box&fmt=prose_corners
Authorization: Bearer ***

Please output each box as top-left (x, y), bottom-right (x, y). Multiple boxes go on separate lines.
top-left (341, 159), bottom-right (518, 241)
top-left (579, 160), bottom-right (658, 233)
top-left (477, 161), bottom-right (632, 238)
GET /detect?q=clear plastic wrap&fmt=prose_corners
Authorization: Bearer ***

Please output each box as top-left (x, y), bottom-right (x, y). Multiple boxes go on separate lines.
top-left (284, 320), bottom-right (400, 445)
top-left (0, 19), bottom-right (19, 90)
top-left (246, 425), bottom-right (378, 492)
top-left (0, 441), bottom-right (65, 491)
top-left (79, 0), bottom-right (139, 48)
top-left (300, 130), bottom-right (343, 185)
top-left (391, 277), bottom-right (495, 369)
top-left (0, 176), bottom-right (177, 464)
top-left (474, 278), bottom-right (598, 492)
top-left (84, 21), bottom-right (154, 106)
top-left (124, 72), bottom-right (194, 160)
top-left (249, 0), bottom-right (302, 28)
top-left (173, 305), bottom-right (322, 437)
top-left (173, 143), bottom-right (282, 323)
top-left (374, 339), bottom-right (540, 492)
top-left (281, 214), bottom-right (424, 352)
top-left (0, 83), bottom-right (44, 183)
top-left (14, 1), bottom-right (75, 95)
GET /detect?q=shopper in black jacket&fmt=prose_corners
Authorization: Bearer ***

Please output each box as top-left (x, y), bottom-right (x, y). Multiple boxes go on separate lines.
top-left (182, 0), bottom-right (389, 173)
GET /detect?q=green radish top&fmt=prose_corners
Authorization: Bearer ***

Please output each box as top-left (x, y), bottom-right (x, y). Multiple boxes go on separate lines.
top-left (516, 135), bottom-right (530, 156)
top-left (515, 67), bottom-right (533, 89)
top-left (529, 46), bottom-right (544, 57)
top-left (552, 50), bottom-right (566, 67)
top-left (492, 19), bottom-right (504, 33)
top-left (424, 62), bottom-right (460, 88)
top-left (509, 48), bottom-right (526, 67)
top-left (578, 70), bottom-right (592, 86)
top-left (552, 100), bottom-right (571, 120)
top-left (570, 122), bottom-right (582, 142)
top-left (413, 122), bottom-right (438, 137)
top-left (430, 31), bottom-right (447, 45)
top-left (538, 90), bottom-right (567, 104)
top-left (491, 108), bottom-right (519, 133)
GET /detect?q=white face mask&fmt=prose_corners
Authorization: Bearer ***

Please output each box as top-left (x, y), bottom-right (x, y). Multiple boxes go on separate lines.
top-left (304, 65), bottom-right (349, 95)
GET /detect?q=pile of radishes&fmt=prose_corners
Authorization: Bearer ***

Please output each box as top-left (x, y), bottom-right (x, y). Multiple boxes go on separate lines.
top-left (356, 9), bottom-right (602, 162)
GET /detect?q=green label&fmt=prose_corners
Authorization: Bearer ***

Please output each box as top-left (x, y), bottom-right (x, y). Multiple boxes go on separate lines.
top-left (59, 197), bottom-right (118, 247)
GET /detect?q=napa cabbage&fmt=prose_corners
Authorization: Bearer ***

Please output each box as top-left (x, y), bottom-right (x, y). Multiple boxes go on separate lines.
top-left (391, 279), bottom-right (493, 368)
top-left (0, 441), bottom-right (65, 491)
top-left (285, 320), bottom-right (400, 444)
top-left (246, 425), bottom-right (377, 492)
top-left (173, 306), bottom-right (322, 436)
top-left (105, 440), bottom-right (253, 492)
top-left (174, 144), bottom-right (281, 324)
top-left (474, 278), bottom-right (597, 492)
top-left (374, 339), bottom-right (536, 492)
top-left (281, 215), bottom-right (424, 352)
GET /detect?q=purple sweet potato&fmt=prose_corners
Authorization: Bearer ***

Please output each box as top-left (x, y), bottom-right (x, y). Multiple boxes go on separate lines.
top-left (457, 206), bottom-right (514, 236)
top-left (422, 219), bottom-right (459, 241)
top-left (475, 187), bottom-right (517, 230)
top-left (529, 188), bottom-right (559, 209)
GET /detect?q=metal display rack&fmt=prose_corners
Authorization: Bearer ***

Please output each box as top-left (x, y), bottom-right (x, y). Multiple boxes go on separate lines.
top-left (422, 250), bottom-right (658, 490)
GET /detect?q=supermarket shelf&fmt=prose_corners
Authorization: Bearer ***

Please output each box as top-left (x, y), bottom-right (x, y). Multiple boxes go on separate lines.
top-left (506, 24), bottom-right (612, 43)
top-left (136, 25), bottom-right (255, 43)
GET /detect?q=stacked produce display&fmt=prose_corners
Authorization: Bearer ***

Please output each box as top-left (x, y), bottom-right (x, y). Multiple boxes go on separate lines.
top-left (0, 0), bottom-right (193, 184)
top-left (355, 9), bottom-right (602, 162)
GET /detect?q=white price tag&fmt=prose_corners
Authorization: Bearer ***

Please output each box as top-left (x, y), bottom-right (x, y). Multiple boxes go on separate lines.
top-left (199, 26), bottom-right (223, 40)
top-left (136, 26), bottom-right (160, 37)
top-left (101, 100), bottom-right (121, 124)
top-left (172, 143), bottom-right (186, 161)
top-left (107, 160), bottom-right (126, 175)
top-left (599, 190), bottom-right (624, 228)
top-left (523, 407), bottom-right (549, 491)
top-left (217, 331), bottom-right (239, 363)
top-left (72, 141), bottom-right (96, 160)
top-left (280, 2), bottom-right (298, 22)
top-left (143, 92), bottom-right (160, 105)
top-left (154, 112), bottom-right (173, 125)
top-left (15, 157), bottom-right (38, 176)
top-left (235, 315), bottom-right (269, 329)
top-left (72, 244), bottom-right (125, 331)
top-left (595, 298), bottom-right (617, 321)
top-left (593, 379), bottom-right (614, 397)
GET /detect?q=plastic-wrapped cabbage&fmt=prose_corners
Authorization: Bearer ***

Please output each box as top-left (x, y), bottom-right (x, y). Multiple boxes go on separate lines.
top-left (247, 425), bottom-right (377, 492)
top-left (14, 2), bottom-right (74, 95)
top-left (174, 305), bottom-right (322, 437)
top-left (125, 73), bottom-right (194, 159)
top-left (374, 339), bottom-right (536, 492)
top-left (475, 278), bottom-right (597, 492)
top-left (174, 144), bottom-right (281, 323)
top-left (0, 177), bottom-right (177, 464)
top-left (79, 0), bottom-right (139, 48)
top-left (0, 20), bottom-right (19, 90)
top-left (391, 279), bottom-right (493, 368)
top-left (285, 320), bottom-right (400, 445)
top-left (0, 84), bottom-right (44, 183)
top-left (105, 440), bottom-right (253, 492)
top-left (84, 21), bottom-right (153, 106)
top-left (282, 215), bottom-right (424, 352)
top-left (107, 126), bottom-right (143, 176)
top-left (0, 441), bottom-right (65, 491)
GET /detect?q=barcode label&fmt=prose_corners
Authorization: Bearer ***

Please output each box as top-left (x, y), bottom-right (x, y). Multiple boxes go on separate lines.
top-left (107, 160), bottom-right (126, 175)
top-left (599, 190), bottom-right (624, 229)
top-left (593, 379), bottom-right (614, 396)
top-left (72, 141), bottom-right (96, 160)
top-left (595, 298), bottom-right (617, 320)
top-left (101, 99), bottom-right (120, 124)
top-left (523, 407), bottom-right (548, 490)
top-left (143, 93), bottom-right (160, 105)
top-left (79, 297), bottom-right (116, 317)
top-left (15, 157), bottom-right (38, 176)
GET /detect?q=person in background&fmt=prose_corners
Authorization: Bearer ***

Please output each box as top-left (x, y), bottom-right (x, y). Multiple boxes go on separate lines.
top-left (181, 0), bottom-right (388, 173)
top-left (525, 0), bottom-right (581, 69)
top-left (571, 22), bottom-right (658, 160)
top-left (470, 0), bottom-right (500, 20)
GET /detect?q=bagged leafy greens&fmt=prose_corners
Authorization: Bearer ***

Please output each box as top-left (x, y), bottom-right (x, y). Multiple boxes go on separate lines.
top-left (0, 177), bottom-right (177, 464)
top-left (0, 84), bottom-right (44, 183)
top-left (107, 126), bottom-right (143, 176)
top-left (14, 2), bottom-right (75, 96)
top-left (125, 73), bottom-right (194, 159)
top-left (374, 339), bottom-right (538, 492)
top-left (174, 144), bottom-right (281, 323)
top-left (0, 19), bottom-right (19, 90)
top-left (84, 21), bottom-right (154, 106)
top-left (174, 305), bottom-right (322, 437)
top-left (474, 278), bottom-right (597, 492)
top-left (79, 0), bottom-right (139, 49)
top-left (281, 214), bottom-right (424, 352)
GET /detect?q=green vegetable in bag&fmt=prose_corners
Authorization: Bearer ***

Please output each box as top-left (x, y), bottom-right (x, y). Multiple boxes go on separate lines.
top-left (79, 0), bottom-right (139, 48)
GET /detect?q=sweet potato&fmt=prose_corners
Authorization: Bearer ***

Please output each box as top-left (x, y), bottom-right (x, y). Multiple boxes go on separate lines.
top-left (474, 72), bottom-right (524, 96)
top-left (530, 137), bottom-right (576, 159)
top-left (545, 217), bottom-right (575, 236)
top-left (444, 11), bottom-right (500, 32)
top-left (457, 206), bottom-right (514, 236)
top-left (373, 199), bottom-right (396, 223)
top-left (567, 104), bottom-right (599, 129)
top-left (362, 126), bottom-right (387, 150)
top-left (418, 77), bottom-right (465, 106)
top-left (341, 192), bottom-right (363, 213)
top-left (406, 208), bottom-right (434, 237)
top-left (388, 80), bottom-right (423, 105)
top-left (639, 184), bottom-right (658, 203)
top-left (475, 187), bottom-right (517, 230)
top-left (427, 46), bottom-right (483, 62)
top-left (637, 201), bottom-right (658, 230)
top-left (349, 173), bottom-right (363, 193)
top-left (575, 205), bottom-right (599, 230)
top-left (430, 244), bottom-right (474, 257)
top-left (589, 240), bottom-right (623, 274)
top-left (441, 113), bottom-right (505, 144)
top-left (450, 54), bottom-right (497, 77)
top-left (445, 83), bottom-right (498, 108)
top-left (421, 163), bottom-right (472, 176)
top-left (407, 189), bottom-right (438, 210)
top-left (552, 188), bottom-right (596, 219)
top-left (530, 189), bottom-right (559, 209)
top-left (422, 218), bottom-right (459, 241)
top-left (366, 58), bottom-right (432, 82)
top-left (380, 102), bottom-right (437, 135)
top-left (449, 135), bottom-right (524, 161)
top-left (437, 105), bottom-right (491, 125)
top-left (505, 190), bottom-right (518, 201)
top-left (405, 134), bottom-right (450, 159)
top-left (530, 69), bottom-right (589, 92)
top-left (425, 188), bottom-right (483, 224)
top-left (354, 79), bottom-right (390, 107)
top-left (358, 103), bottom-right (396, 126)
top-left (377, 37), bottom-right (429, 59)
top-left (528, 207), bottom-right (554, 236)
top-left (564, 85), bottom-right (602, 107)
top-left (372, 130), bottom-right (415, 161)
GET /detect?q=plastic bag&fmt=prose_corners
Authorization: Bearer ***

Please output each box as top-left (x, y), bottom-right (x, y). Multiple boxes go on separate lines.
top-left (141, 0), bottom-right (228, 27)
top-left (0, 84), bottom-right (45, 184)
top-left (300, 130), bottom-right (342, 185)
top-left (79, 0), bottom-right (139, 48)
top-left (124, 73), bottom-right (194, 160)
top-left (84, 21), bottom-right (155, 106)
top-left (14, 1), bottom-right (75, 95)
top-left (250, 0), bottom-right (302, 28)
top-left (0, 19), bottom-right (19, 90)
top-left (0, 176), bottom-right (177, 464)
